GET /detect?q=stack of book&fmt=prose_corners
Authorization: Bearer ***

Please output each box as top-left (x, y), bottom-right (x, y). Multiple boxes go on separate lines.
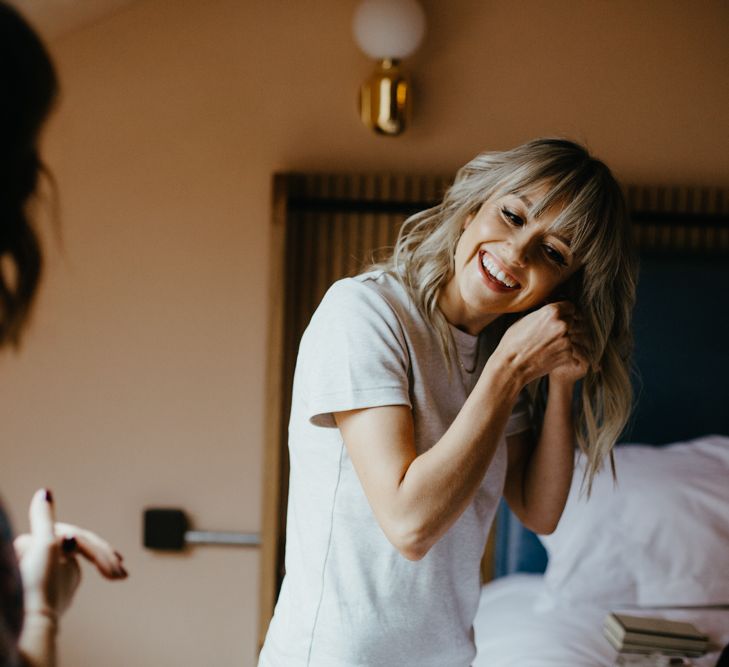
top-left (604, 613), bottom-right (709, 658)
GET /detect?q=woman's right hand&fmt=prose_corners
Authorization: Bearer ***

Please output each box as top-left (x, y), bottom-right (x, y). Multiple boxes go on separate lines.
top-left (13, 489), bottom-right (127, 620)
top-left (493, 301), bottom-right (581, 386)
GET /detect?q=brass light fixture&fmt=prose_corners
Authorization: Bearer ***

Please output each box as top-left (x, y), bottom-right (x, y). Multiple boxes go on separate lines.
top-left (352, 0), bottom-right (426, 136)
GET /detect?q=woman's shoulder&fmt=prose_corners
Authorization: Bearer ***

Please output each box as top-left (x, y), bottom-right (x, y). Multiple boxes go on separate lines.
top-left (325, 270), bottom-right (414, 317)
top-left (305, 271), bottom-right (419, 349)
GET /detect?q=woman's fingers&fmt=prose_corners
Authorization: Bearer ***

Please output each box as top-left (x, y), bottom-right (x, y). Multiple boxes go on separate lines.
top-left (19, 490), bottom-right (59, 615)
top-left (567, 332), bottom-right (590, 351)
top-left (564, 312), bottom-right (593, 356)
top-left (567, 331), bottom-right (600, 370)
top-left (13, 533), bottom-right (32, 560)
top-left (549, 300), bottom-right (575, 316)
top-left (52, 550), bottom-right (82, 617)
top-left (54, 522), bottom-right (127, 579)
top-left (502, 302), bottom-right (598, 382)
top-left (571, 344), bottom-right (590, 367)
top-left (20, 519), bottom-right (128, 580)
top-left (29, 488), bottom-right (56, 545)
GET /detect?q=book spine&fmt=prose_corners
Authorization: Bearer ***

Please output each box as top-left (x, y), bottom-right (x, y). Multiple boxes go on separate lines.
top-left (604, 627), bottom-right (708, 654)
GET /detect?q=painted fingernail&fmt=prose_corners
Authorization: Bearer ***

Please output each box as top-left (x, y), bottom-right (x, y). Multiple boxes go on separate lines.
top-left (118, 565), bottom-right (129, 578)
top-left (114, 550), bottom-right (124, 562)
top-left (61, 537), bottom-right (77, 554)
top-left (44, 489), bottom-right (53, 503)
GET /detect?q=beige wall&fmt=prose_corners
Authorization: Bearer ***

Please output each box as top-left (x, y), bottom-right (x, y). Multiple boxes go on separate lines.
top-left (1, 1), bottom-right (727, 665)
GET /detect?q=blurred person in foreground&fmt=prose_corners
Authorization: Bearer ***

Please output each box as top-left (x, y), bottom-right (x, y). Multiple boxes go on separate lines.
top-left (0, 3), bottom-right (127, 666)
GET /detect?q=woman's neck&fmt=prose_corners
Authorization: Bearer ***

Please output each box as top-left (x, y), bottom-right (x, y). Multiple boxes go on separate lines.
top-left (438, 278), bottom-right (500, 335)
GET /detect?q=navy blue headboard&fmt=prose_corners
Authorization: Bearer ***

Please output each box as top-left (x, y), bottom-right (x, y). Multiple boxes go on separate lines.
top-left (494, 190), bottom-right (729, 578)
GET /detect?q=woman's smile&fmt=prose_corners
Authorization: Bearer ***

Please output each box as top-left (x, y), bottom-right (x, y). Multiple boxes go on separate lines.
top-left (478, 250), bottom-right (521, 291)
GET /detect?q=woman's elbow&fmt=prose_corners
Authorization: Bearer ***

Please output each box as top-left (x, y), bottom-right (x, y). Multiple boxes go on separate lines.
top-left (385, 520), bottom-right (432, 561)
top-left (397, 540), bottom-right (429, 561)
top-left (525, 514), bottom-right (560, 536)
top-left (533, 523), bottom-right (558, 536)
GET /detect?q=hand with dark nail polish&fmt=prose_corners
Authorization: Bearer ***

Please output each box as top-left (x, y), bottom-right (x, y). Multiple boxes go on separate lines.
top-left (61, 537), bottom-right (77, 554)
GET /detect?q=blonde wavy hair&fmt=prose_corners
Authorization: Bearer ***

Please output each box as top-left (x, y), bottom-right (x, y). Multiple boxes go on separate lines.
top-left (377, 138), bottom-right (637, 488)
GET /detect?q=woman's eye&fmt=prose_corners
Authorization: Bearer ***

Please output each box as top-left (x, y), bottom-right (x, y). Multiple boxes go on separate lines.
top-left (500, 207), bottom-right (524, 226)
top-left (543, 245), bottom-right (567, 266)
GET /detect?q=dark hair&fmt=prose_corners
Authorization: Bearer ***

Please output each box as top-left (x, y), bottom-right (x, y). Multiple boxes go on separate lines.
top-left (0, 2), bottom-right (58, 346)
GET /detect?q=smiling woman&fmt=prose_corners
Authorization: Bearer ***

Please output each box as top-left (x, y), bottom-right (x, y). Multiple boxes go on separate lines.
top-left (258, 138), bottom-right (637, 667)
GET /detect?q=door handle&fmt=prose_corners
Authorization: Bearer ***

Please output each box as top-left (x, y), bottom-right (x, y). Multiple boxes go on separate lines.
top-left (143, 508), bottom-right (261, 551)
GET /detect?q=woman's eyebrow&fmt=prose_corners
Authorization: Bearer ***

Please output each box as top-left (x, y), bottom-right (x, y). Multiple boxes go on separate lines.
top-left (552, 233), bottom-right (572, 248)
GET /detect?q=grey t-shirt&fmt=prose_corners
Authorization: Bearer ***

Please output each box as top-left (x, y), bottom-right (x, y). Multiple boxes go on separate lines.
top-left (259, 271), bottom-right (530, 667)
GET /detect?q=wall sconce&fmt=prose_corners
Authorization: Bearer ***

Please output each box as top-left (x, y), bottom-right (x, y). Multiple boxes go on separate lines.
top-left (352, 0), bottom-right (426, 136)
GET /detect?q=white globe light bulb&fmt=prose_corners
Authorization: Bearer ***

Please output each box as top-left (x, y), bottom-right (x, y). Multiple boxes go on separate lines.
top-left (352, 0), bottom-right (426, 60)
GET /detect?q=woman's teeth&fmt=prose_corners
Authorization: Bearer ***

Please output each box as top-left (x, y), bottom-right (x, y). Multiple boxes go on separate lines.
top-left (481, 255), bottom-right (518, 288)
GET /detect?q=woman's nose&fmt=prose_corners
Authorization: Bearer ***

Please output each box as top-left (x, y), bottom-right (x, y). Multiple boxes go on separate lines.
top-left (503, 239), bottom-right (529, 267)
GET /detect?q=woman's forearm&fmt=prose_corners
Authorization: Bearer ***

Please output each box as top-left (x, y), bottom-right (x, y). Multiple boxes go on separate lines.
top-left (18, 610), bottom-right (57, 667)
top-left (392, 355), bottom-right (524, 558)
top-left (520, 378), bottom-right (576, 534)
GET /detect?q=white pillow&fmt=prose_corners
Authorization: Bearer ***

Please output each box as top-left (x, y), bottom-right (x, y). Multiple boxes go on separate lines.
top-left (539, 435), bottom-right (729, 606)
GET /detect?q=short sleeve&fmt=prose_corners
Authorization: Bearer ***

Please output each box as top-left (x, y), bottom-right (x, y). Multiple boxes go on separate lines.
top-left (505, 388), bottom-right (531, 436)
top-left (296, 278), bottom-right (412, 428)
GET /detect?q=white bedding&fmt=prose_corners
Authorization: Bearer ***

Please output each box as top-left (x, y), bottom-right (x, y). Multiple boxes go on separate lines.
top-left (473, 574), bottom-right (729, 667)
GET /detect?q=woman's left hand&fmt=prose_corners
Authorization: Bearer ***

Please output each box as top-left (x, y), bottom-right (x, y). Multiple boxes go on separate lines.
top-left (548, 315), bottom-right (592, 386)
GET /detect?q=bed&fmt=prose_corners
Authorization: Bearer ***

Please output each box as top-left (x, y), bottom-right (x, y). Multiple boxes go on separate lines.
top-left (474, 436), bottom-right (729, 666)
top-left (473, 191), bottom-right (729, 666)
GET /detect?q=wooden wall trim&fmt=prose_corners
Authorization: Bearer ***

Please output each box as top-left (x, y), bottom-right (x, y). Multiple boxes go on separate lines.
top-left (257, 174), bottom-right (288, 648)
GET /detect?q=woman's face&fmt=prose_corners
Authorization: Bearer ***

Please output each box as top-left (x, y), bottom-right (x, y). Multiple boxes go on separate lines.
top-left (439, 186), bottom-right (580, 334)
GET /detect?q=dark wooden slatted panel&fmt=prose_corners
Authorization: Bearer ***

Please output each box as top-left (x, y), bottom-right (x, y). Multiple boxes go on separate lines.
top-left (626, 186), bottom-right (729, 255)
